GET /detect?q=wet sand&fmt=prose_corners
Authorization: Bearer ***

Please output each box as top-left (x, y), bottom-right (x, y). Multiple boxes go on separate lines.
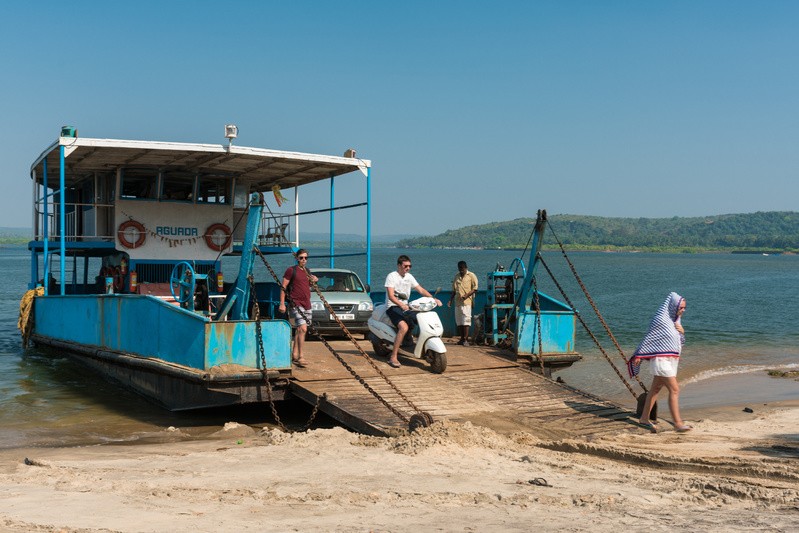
top-left (1, 398), bottom-right (798, 532)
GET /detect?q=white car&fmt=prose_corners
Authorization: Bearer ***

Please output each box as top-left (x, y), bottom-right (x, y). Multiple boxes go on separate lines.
top-left (310, 268), bottom-right (373, 335)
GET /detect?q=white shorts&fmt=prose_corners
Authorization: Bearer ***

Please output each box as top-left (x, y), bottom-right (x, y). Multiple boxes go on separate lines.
top-left (454, 305), bottom-right (472, 326)
top-left (651, 356), bottom-right (679, 378)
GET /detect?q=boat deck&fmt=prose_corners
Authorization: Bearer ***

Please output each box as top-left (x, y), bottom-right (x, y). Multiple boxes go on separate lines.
top-left (289, 338), bottom-right (639, 438)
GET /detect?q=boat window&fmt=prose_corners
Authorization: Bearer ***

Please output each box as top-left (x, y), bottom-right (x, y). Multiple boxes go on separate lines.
top-left (120, 170), bottom-right (157, 200)
top-left (161, 172), bottom-right (195, 202)
top-left (197, 176), bottom-right (230, 204)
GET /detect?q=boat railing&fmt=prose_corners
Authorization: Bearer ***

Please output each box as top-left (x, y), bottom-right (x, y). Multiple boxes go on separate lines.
top-left (257, 213), bottom-right (293, 247)
top-left (33, 201), bottom-right (115, 242)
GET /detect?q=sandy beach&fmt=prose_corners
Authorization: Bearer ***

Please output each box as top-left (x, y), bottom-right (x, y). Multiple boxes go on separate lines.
top-left (1, 398), bottom-right (798, 533)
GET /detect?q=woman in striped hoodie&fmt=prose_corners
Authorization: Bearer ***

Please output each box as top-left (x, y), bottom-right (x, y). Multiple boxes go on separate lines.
top-left (629, 292), bottom-right (692, 433)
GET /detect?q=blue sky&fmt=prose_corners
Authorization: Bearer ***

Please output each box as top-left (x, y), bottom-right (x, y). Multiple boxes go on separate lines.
top-left (1, 1), bottom-right (796, 236)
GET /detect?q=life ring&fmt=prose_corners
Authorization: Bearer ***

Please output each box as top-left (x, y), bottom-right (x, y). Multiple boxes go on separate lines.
top-left (117, 220), bottom-right (146, 249)
top-left (204, 223), bottom-right (232, 251)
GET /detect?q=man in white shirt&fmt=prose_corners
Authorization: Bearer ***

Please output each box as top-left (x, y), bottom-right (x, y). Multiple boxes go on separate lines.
top-left (384, 255), bottom-right (441, 368)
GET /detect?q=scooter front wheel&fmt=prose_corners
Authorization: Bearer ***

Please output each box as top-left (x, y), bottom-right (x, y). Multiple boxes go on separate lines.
top-left (426, 349), bottom-right (447, 374)
top-left (369, 332), bottom-right (392, 358)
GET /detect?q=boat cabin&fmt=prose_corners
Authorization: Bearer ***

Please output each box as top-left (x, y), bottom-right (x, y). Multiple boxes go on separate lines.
top-left (28, 130), bottom-right (372, 305)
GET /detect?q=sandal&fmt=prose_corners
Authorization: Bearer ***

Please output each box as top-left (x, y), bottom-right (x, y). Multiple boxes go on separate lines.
top-left (635, 420), bottom-right (658, 433)
top-left (388, 360), bottom-right (401, 368)
top-left (292, 358), bottom-right (308, 368)
top-left (675, 425), bottom-right (693, 433)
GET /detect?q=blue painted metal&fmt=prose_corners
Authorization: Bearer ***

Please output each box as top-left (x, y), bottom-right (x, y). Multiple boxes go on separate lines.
top-left (29, 240), bottom-right (117, 251)
top-left (515, 210), bottom-right (547, 313)
top-left (366, 166), bottom-right (371, 286)
top-left (34, 295), bottom-right (292, 370)
top-left (42, 156), bottom-right (49, 293)
top-left (329, 176), bottom-right (335, 268)
top-left (511, 210), bottom-right (577, 355)
top-left (59, 144), bottom-right (65, 295)
top-left (223, 192), bottom-right (264, 320)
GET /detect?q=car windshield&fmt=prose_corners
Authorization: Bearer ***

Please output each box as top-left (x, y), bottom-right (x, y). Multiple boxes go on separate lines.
top-left (315, 272), bottom-right (365, 292)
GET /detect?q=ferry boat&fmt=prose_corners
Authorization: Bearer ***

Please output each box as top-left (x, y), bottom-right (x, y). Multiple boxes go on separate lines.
top-left (21, 127), bottom-right (581, 422)
top-left (22, 126), bottom-right (372, 410)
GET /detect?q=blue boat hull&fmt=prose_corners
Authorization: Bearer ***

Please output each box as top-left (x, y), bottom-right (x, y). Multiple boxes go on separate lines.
top-left (32, 294), bottom-right (293, 410)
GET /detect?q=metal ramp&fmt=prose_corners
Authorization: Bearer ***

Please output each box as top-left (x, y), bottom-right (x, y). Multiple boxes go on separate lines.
top-left (289, 340), bottom-right (637, 438)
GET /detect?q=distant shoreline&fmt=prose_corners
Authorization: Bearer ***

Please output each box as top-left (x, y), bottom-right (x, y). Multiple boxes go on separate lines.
top-left (3, 239), bottom-right (794, 255)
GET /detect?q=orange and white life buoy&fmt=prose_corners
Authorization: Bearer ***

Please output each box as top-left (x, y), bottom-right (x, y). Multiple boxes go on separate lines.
top-left (117, 220), bottom-right (146, 249)
top-left (204, 223), bottom-right (232, 251)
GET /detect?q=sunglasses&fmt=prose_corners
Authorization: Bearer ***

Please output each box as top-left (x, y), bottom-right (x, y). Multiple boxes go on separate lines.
top-left (298, 256), bottom-right (308, 260)
top-left (402, 263), bottom-right (412, 269)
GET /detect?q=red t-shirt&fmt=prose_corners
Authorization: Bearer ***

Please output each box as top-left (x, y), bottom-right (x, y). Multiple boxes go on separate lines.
top-left (283, 265), bottom-right (312, 309)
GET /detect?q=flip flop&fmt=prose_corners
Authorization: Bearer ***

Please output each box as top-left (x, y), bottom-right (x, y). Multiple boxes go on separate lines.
top-left (388, 360), bottom-right (401, 368)
top-left (292, 359), bottom-right (308, 368)
top-left (634, 420), bottom-right (658, 433)
top-left (675, 425), bottom-right (693, 433)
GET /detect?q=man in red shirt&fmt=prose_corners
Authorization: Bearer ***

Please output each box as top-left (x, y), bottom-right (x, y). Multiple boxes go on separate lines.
top-left (278, 249), bottom-right (318, 367)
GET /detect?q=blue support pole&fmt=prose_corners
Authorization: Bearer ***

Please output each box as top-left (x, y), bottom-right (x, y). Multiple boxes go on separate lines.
top-left (329, 176), bottom-right (335, 268)
top-left (516, 209), bottom-right (547, 315)
top-left (226, 193), bottom-right (265, 320)
top-left (366, 167), bottom-right (371, 287)
top-left (59, 145), bottom-right (66, 295)
top-left (42, 157), bottom-right (49, 293)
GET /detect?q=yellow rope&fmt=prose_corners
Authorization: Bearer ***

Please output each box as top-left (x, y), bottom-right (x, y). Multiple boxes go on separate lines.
top-left (18, 287), bottom-right (44, 348)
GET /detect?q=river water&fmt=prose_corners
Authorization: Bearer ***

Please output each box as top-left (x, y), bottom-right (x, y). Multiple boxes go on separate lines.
top-left (2, 245), bottom-right (798, 449)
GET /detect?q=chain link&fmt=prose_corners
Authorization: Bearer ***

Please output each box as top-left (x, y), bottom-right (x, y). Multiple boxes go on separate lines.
top-left (537, 254), bottom-right (639, 398)
top-left (250, 276), bottom-right (324, 433)
top-left (544, 220), bottom-right (649, 395)
top-left (530, 276), bottom-right (547, 375)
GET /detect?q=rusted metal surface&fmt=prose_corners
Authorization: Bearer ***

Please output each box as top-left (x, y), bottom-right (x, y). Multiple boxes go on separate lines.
top-left (290, 339), bottom-right (637, 439)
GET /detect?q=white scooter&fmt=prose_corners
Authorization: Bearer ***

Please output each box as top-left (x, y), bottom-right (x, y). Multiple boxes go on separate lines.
top-left (367, 297), bottom-right (447, 373)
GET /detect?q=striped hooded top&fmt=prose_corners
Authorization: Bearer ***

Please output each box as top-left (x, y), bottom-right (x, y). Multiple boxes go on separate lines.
top-left (627, 292), bottom-right (685, 377)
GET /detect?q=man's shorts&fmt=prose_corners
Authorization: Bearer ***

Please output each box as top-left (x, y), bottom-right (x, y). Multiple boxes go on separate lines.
top-left (291, 305), bottom-right (312, 327)
top-left (386, 306), bottom-right (418, 329)
top-left (454, 305), bottom-right (472, 326)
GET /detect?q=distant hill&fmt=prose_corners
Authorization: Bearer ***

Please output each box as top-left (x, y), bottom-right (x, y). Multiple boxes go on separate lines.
top-left (396, 212), bottom-right (799, 252)
top-left (0, 227), bottom-right (30, 244)
top-left (300, 232), bottom-right (420, 246)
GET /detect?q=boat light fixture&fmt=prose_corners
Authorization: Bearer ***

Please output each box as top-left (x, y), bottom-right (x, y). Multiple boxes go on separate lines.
top-left (343, 148), bottom-right (356, 158)
top-left (224, 124), bottom-right (238, 151)
top-left (61, 126), bottom-right (77, 138)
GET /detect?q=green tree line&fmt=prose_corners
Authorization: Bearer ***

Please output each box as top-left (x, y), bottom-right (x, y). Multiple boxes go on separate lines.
top-left (397, 212), bottom-right (799, 252)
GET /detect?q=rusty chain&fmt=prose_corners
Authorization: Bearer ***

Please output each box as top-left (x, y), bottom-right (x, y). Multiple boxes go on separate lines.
top-left (250, 276), bottom-right (324, 433)
top-left (530, 276), bottom-right (547, 375)
top-left (252, 246), bottom-right (427, 424)
top-left (544, 220), bottom-right (649, 394)
top-left (536, 254), bottom-right (639, 398)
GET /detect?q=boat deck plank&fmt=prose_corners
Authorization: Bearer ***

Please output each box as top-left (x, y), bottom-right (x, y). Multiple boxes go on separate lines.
top-left (288, 339), bottom-right (639, 439)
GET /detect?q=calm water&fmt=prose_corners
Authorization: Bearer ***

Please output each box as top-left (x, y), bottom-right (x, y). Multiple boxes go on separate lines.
top-left (2, 245), bottom-right (798, 448)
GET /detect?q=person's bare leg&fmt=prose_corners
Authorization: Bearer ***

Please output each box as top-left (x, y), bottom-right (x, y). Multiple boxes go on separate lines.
top-left (640, 377), bottom-right (664, 425)
top-left (662, 376), bottom-right (688, 428)
top-left (390, 321), bottom-right (409, 366)
top-left (294, 324), bottom-right (308, 362)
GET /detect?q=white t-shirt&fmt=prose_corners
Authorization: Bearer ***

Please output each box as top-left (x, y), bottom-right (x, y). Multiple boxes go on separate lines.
top-left (384, 271), bottom-right (418, 308)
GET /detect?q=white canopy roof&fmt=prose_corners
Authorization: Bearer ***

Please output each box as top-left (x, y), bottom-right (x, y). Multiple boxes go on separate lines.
top-left (31, 137), bottom-right (371, 189)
